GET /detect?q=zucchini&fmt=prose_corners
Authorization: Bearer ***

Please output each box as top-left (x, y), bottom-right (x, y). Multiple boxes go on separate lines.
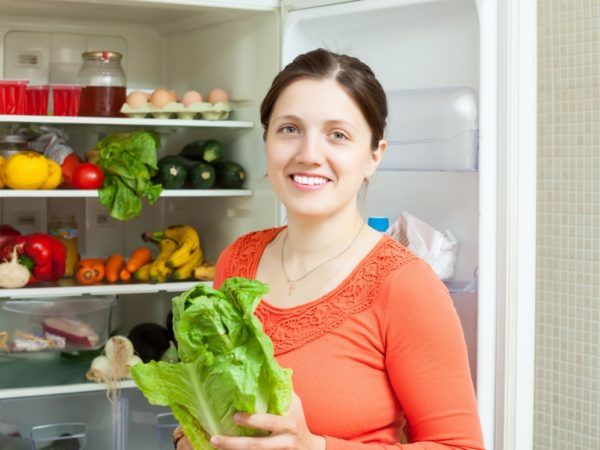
top-left (214, 161), bottom-right (246, 189)
top-left (188, 162), bottom-right (216, 189)
top-left (156, 156), bottom-right (188, 189)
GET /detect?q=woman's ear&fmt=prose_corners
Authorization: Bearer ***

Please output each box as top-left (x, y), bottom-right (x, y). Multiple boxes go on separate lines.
top-left (366, 139), bottom-right (388, 178)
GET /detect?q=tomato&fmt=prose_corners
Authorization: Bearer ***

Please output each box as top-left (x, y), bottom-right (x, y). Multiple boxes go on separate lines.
top-left (71, 163), bottom-right (105, 190)
top-left (60, 152), bottom-right (82, 188)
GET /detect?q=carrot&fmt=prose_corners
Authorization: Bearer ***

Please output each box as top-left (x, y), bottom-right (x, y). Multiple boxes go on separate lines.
top-left (126, 247), bottom-right (153, 273)
top-left (75, 258), bottom-right (106, 285)
top-left (120, 268), bottom-right (132, 282)
top-left (105, 254), bottom-right (125, 283)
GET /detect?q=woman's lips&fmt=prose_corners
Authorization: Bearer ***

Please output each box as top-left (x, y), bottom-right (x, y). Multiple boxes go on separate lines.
top-left (289, 174), bottom-right (331, 191)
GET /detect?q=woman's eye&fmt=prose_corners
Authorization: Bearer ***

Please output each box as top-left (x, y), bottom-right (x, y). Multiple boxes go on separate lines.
top-left (331, 131), bottom-right (348, 140)
top-left (280, 126), bottom-right (297, 134)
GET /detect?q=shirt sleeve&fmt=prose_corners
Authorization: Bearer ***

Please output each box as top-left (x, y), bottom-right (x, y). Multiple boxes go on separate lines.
top-left (325, 259), bottom-right (485, 450)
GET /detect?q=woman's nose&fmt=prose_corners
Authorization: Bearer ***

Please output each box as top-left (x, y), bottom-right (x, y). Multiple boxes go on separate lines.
top-left (294, 133), bottom-right (325, 165)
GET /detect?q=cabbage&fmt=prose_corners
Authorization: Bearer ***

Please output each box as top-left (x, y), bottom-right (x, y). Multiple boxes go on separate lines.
top-left (130, 278), bottom-right (293, 450)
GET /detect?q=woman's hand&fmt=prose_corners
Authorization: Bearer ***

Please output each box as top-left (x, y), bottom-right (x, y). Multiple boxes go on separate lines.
top-left (210, 394), bottom-right (325, 450)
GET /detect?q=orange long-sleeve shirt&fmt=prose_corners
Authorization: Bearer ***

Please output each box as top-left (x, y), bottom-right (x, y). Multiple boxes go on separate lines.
top-left (214, 228), bottom-right (485, 450)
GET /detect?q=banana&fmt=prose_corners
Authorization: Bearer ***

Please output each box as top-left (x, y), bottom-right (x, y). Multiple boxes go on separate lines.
top-left (133, 262), bottom-right (152, 282)
top-left (162, 225), bottom-right (201, 269)
top-left (171, 250), bottom-right (203, 281)
top-left (193, 261), bottom-right (216, 281)
top-left (150, 237), bottom-right (178, 283)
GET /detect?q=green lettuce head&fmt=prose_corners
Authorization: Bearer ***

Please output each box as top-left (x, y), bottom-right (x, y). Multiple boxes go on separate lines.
top-left (130, 278), bottom-right (293, 450)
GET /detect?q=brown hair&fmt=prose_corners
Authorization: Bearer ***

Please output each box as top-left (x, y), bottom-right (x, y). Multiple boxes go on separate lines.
top-left (260, 48), bottom-right (387, 150)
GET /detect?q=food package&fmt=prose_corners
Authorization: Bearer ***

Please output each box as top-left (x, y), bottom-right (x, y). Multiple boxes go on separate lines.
top-left (389, 211), bottom-right (458, 281)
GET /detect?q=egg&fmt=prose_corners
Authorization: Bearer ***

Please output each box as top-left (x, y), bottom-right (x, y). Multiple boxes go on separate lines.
top-left (207, 88), bottom-right (229, 104)
top-left (150, 89), bottom-right (173, 109)
top-left (126, 91), bottom-right (148, 109)
top-left (169, 90), bottom-right (178, 102)
top-left (181, 90), bottom-right (203, 106)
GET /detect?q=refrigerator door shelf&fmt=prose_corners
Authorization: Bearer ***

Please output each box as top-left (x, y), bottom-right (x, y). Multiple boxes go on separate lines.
top-left (383, 87), bottom-right (479, 172)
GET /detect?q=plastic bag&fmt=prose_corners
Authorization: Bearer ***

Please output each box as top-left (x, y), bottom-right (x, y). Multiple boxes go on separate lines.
top-left (10, 124), bottom-right (74, 164)
top-left (389, 211), bottom-right (458, 281)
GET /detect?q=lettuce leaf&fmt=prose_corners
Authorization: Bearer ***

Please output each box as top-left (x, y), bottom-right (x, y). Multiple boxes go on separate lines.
top-left (130, 278), bottom-right (293, 450)
top-left (96, 131), bottom-right (163, 221)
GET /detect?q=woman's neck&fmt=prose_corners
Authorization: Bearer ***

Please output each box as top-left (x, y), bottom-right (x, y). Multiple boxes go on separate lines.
top-left (283, 210), bottom-right (365, 261)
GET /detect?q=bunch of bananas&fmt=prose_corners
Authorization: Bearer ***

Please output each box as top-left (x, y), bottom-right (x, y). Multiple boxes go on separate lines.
top-left (137, 225), bottom-right (204, 283)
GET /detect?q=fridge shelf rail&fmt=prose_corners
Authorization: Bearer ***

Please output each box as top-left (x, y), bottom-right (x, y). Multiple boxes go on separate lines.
top-left (0, 115), bottom-right (254, 129)
top-left (0, 380), bottom-right (138, 400)
top-left (0, 280), bottom-right (209, 299)
top-left (0, 189), bottom-right (253, 198)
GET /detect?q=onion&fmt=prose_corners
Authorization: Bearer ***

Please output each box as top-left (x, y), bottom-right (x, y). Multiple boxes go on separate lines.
top-left (0, 247), bottom-right (30, 288)
top-left (86, 336), bottom-right (136, 402)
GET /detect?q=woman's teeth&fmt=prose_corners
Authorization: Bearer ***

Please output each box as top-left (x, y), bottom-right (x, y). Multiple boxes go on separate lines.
top-left (293, 175), bottom-right (328, 185)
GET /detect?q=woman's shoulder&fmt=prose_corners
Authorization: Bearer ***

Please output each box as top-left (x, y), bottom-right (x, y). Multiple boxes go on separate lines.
top-left (214, 227), bottom-right (284, 285)
top-left (223, 227), bottom-right (284, 255)
top-left (373, 236), bottom-right (452, 313)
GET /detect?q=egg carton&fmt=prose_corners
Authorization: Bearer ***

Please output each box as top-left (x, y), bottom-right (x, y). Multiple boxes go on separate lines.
top-left (120, 101), bottom-right (233, 120)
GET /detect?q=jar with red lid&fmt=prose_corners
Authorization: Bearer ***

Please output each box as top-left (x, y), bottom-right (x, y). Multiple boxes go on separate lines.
top-left (78, 51), bottom-right (127, 117)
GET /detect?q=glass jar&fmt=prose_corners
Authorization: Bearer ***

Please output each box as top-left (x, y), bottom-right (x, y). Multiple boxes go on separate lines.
top-left (78, 51), bottom-right (127, 117)
top-left (0, 135), bottom-right (31, 159)
top-left (48, 215), bottom-right (79, 278)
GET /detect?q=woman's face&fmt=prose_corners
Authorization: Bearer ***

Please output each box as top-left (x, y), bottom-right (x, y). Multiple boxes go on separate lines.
top-left (265, 78), bottom-right (386, 220)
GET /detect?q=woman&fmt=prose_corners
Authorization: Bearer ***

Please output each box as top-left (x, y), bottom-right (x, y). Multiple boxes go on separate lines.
top-left (175, 48), bottom-right (485, 450)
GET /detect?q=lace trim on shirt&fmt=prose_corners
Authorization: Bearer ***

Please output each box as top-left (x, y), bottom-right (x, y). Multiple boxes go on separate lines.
top-left (223, 228), bottom-right (417, 355)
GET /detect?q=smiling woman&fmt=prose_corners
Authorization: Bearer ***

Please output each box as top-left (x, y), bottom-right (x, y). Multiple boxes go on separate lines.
top-left (175, 48), bottom-right (485, 450)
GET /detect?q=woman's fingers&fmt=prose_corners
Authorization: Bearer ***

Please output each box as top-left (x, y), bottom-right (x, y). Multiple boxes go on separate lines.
top-left (211, 433), bottom-right (296, 450)
top-left (233, 412), bottom-right (299, 434)
top-left (176, 435), bottom-right (194, 450)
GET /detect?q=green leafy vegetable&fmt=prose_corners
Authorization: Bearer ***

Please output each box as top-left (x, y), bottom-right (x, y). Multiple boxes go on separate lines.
top-left (95, 131), bottom-right (163, 220)
top-left (130, 278), bottom-right (293, 450)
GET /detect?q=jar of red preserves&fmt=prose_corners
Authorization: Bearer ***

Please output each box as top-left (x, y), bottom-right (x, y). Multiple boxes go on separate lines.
top-left (78, 51), bottom-right (126, 117)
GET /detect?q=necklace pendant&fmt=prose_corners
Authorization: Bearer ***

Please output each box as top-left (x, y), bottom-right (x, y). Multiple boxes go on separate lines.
top-left (288, 281), bottom-right (295, 296)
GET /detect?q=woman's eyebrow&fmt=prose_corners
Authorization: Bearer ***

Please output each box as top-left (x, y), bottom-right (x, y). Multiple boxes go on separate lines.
top-left (325, 119), bottom-right (357, 131)
top-left (272, 114), bottom-right (302, 123)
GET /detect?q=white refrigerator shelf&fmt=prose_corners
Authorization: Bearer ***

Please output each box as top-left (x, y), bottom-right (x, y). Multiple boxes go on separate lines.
top-left (0, 280), bottom-right (209, 299)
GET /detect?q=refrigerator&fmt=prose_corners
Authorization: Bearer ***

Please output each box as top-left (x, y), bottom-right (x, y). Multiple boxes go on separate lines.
top-left (0, 0), bottom-right (499, 449)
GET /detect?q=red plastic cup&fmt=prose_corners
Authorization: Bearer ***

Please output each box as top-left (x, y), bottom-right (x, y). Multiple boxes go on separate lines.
top-left (52, 84), bottom-right (82, 116)
top-left (25, 85), bottom-right (50, 115)
top-left (0, 80), bottom-right (29, 114)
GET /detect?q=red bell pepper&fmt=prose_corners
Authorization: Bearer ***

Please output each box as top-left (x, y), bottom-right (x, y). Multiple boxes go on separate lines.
top-left (0, 233), bottom-right (66, 284)
top-left (0, 224), bottom-right (21, 249)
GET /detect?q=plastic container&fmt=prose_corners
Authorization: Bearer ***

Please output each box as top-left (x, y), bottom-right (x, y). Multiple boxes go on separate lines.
top-left (0, 296), bottom-right (115, 353)
top-left (0, 80), bottom-right (29, 114)
top-left (367, 216), bottom-right (389, 232)
top-left (155, 412), bottom-right (179, 450)
top-left (51, 84), bottom-right (82, 116)
top-left (383, 87), bottom-right (478, 171)
top-left (25, 85), bottom-right (50, 115)
top-left (30, 422), bottom-right (88, 450)
top-left (0, 134), bottom-right (33, 159)
top-left (48, 215), bottom-right (79, 278)
top-left (78, 51), bottom-right (127, 117)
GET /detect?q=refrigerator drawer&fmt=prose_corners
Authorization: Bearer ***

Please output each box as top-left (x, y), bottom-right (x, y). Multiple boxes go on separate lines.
top-left (0, 391), bottom-right (115, 450)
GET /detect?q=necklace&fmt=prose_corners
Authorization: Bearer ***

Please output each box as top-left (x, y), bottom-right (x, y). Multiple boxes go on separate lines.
top-left (280, 222), bottom-right (365, 296)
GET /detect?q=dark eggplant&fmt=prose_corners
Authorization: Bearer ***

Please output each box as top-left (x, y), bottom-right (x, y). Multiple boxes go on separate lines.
top-left (127, 322), bottom-right (171, 362)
